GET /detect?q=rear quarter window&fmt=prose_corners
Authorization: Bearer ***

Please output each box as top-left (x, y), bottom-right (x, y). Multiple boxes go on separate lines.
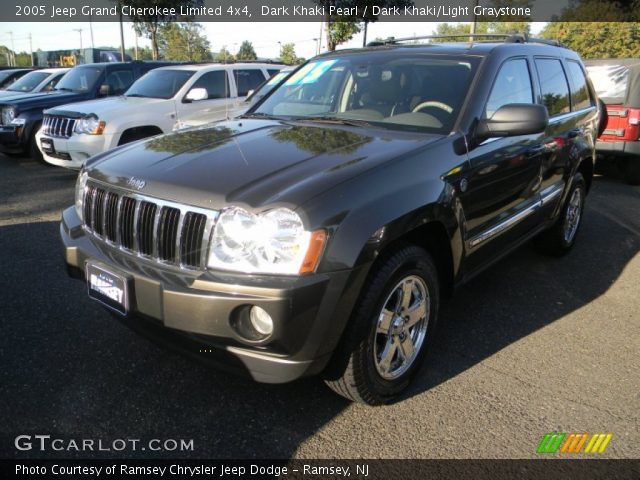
top-left (566, 61), bottom-right (593, 110)
top-left (535, 58), bottom-right (571, 117)
top-left (233, 69), bottom-right (267, 96)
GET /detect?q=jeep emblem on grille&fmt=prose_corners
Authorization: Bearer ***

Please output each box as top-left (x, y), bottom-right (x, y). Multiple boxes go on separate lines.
top-left (127, 177), bottom-right (146, 190)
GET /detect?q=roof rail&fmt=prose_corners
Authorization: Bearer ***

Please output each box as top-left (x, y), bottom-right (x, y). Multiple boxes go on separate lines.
top-left (367, 33), bottom-right (567, 48)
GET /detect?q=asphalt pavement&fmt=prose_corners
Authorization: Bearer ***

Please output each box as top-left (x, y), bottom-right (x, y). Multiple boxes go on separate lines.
top-left (1, 153), bottom-right (638, 459)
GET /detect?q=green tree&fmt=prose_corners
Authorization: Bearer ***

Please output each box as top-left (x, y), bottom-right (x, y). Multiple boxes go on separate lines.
top-left (215, 46), bottom-right (234, 62)
top-left (278, 43), bottom-right (299, 65)
top-left (236, 41), bottom-right (257, 60)
top-left (541, 22), bottom-right (640, 58)
top-left (124, 0), bottom-right (197, 60)
top-left (126, 46), bottom-right (154, 60)
top-left (433, 21), bottom-right (530, 42)
top-left (158, 23), bottom-right (212, 61)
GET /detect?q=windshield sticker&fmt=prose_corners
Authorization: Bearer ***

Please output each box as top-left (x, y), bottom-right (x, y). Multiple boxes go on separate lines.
top-left (285, 60), bottom-right (338, 86)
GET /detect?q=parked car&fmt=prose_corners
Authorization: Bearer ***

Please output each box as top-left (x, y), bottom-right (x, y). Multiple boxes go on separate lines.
top-left (0, 61), bottom-right (174, 159)
top-left (61, 37), bottom-right (599, 405)
top-left (585, 59), bottom-right (640, 184)
top-left (174, 66), bottom-right (294, 130)
top-left (37, 63), bottom-right (285, 169)
top-left (0, 68), bottom-right (69, 98)
top-left (0, 69), bottom-right (32, 89)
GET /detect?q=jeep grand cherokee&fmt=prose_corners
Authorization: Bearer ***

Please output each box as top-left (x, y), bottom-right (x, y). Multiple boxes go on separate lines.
top-left (60, 37), bottom-right (600, 405)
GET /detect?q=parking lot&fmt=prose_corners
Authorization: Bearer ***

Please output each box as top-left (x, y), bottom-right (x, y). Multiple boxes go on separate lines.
top-left (1, 153), bottom-right (638, 459)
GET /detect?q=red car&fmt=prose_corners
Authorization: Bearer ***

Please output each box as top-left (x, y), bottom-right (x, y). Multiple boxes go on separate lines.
top-left (586, 59), bottom-right (640, 185)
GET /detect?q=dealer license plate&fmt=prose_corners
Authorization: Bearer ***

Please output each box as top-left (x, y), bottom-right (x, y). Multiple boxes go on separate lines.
top-left (86, 262), bottom-right (129, 316)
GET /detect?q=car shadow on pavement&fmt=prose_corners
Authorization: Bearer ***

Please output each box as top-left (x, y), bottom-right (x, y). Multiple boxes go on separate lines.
top-left (1, 176), bottom-right (638, 460)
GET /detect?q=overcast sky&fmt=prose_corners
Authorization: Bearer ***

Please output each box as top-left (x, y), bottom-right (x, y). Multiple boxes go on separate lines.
top-left (0, 21), bottom-right (546, 60)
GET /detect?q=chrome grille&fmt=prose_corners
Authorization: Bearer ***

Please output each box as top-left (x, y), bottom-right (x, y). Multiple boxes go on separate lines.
top-left (42, 115), bottom-right (77, 138)
top-left (82, 182), bottom-right (217, 270)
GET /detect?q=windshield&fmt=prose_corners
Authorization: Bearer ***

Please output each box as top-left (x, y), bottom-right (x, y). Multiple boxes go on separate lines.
top-left (586, 65), bottom-right (629, 104)
top-left (125, 69), bottom-right (195, 99)
top-left (6, 71), bottom-right (49, 92)
top-left (55, 66), bottom-right (103, 92)
top-left (254, 53), bottom-right (479, 133)
top-left (0, 71), bottom-right (18, 83)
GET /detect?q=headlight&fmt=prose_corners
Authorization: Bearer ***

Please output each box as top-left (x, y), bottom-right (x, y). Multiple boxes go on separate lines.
top-left (74, 170), bottom-right (88, 221)
top-left (1, 107), bottom-right (16, 126)
top-left (74, 114), bottom-right (105, 135)
top-left (208, 207), bottom-right (326, 275)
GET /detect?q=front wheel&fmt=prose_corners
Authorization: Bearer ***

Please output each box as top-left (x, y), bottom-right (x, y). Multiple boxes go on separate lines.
top-left (534, 172), bottom-right (586, 256)
top-left (324, 245), bottom-right (440, 405)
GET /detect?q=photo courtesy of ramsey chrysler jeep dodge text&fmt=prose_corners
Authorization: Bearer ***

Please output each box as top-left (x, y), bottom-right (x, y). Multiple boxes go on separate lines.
top-left (61, 35), bottom-right (601, 404)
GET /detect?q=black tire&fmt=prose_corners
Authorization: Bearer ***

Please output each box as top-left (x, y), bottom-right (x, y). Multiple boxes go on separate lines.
top-left (324, 245), bottom-right (440, 405)
top-left (619, 158), bottom-right (640, 186)
top-left (534, 172), bottom-right (586, 256)
top-left (29, 125), bottom-right (45, 163)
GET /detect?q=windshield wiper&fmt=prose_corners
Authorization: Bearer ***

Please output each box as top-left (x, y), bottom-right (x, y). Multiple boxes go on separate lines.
top-left (125, 93), bottom-right (148, 98)
top-left (296, 116), bottom-right (373, 128)
top-left (239, 112), bottom-right (278, 119)
top-left (54, 87), bottom-right (74, 92)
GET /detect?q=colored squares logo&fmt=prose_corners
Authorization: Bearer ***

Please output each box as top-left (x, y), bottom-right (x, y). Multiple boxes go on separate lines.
top-left (537, 433), bottom-right (612, 454)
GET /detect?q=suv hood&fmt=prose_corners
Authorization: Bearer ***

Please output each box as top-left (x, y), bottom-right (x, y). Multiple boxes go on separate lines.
top-left (87, 119), bottom-right (443, 210)
top-left (46, 96), bottom-right (166, 118)
top-left (1, 90), bottom-right (88, 111)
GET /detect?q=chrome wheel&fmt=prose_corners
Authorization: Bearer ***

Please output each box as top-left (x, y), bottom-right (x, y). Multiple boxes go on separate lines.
top-left (374, 275), bottom-right (430, 380)
top-left (563, 187), bottom-right (583, 243)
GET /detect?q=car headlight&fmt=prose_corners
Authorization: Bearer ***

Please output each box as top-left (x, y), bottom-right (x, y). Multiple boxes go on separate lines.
top-left (208, 207), bottom-right (327, 275)
top-left (74, 170), bottom-right (88, 221)
top-left (74, 114), bottom-right (105, 135)
top-left (1, 107), bottom-right (16, 126)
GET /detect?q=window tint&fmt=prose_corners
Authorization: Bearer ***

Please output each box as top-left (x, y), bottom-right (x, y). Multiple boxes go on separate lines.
top-left (233, 69), bottom-right (267, 96)
top-left (535, 58), bottom-right (571, 117)
top-left (192, 70), bottom-right (229, 99)
top-left (486, 59), bottom-right (533, 117)
top-left (267, 69), bottom-right (282, 77)
top-left (105, 69), bottom-right (134, 95)
top-left (567, 61), bottom-right (592, 110)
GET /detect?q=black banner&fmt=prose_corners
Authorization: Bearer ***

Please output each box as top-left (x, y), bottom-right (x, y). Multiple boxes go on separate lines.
top-left (2, 459), bottom-right (640, 480)
top-left (6, 0), bottom-right (640, 22)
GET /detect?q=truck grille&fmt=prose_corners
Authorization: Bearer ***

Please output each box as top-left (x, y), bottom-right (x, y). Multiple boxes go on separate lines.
top-left (82, 182), bottom-right (217, 270)
top-left (42, 115), bottom-right (77, 138)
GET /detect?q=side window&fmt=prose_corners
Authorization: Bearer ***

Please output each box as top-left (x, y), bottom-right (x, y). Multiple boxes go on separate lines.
top-left (567, 60), bottom-right (593, 110)
top-left (485, 58), bottom-right (533, 117)
top-left (535, 58), bottom-right (571, 117)
top-left (104, 69), bottom-right (134, 95)
top-left (267, 69), bottom-right (281, 77)
top-left (43, 74), bottom-right (62, 92)
top-left (191, 70), bottom-right (230, 99)
top-left (233, 69), bottom-right (267, 96)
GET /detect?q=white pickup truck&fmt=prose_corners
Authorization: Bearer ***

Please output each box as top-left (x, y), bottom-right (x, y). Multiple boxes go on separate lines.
top-left (37, 62), bottom-right (284, 169)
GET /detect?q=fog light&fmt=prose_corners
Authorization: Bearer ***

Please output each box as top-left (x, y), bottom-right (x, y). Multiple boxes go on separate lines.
top-left (250, 306), bottom-right (273, 336)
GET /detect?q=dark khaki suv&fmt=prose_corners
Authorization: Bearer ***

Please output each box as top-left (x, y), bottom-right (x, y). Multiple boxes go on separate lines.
top-left (61, 35), bottom-right (601, 404)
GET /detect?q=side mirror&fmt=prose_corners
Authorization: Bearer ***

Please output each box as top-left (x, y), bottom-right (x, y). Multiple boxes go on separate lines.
top-left (476, 103), bottom-right (548, 140)
top-left (98, 84), bottom-right (111, 96)
top-left (184, 88), bottom-right (208, 102)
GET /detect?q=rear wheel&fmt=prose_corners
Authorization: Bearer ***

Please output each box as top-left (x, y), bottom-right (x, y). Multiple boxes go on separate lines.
top-left (534, 172), bottom-right (586, 256)
top-left (324, 245), bottom-right (439, 405)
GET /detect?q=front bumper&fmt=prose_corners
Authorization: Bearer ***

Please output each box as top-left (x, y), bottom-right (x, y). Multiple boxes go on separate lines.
top-left (596, 139), bottom-right (640, 158)
top-left (37, 130), bottom-right (117, 169)
top-left (0, 125), bottom-right (25, 153)
top-left (60, 207), bottom-right (367, 383)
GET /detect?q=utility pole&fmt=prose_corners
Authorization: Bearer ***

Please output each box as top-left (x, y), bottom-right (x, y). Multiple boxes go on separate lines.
top-left (470, 0), bottom-right (479, 42)
top-left (73, 28), bottom-right (83, 50)
top-left (29, 34), bottom-right (33, 66)
top-left (8, 31), bottom-right (15, 66)
top-left (134, 29), bottom-right (139, 60)
top-left (119, 10), bottom-right (126, 61)
top-left (89, 16), bottom-right (95, 48)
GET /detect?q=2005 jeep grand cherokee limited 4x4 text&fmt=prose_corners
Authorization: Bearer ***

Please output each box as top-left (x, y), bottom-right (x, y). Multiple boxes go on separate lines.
top-left (61, 36), bottom-right (601, 405)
